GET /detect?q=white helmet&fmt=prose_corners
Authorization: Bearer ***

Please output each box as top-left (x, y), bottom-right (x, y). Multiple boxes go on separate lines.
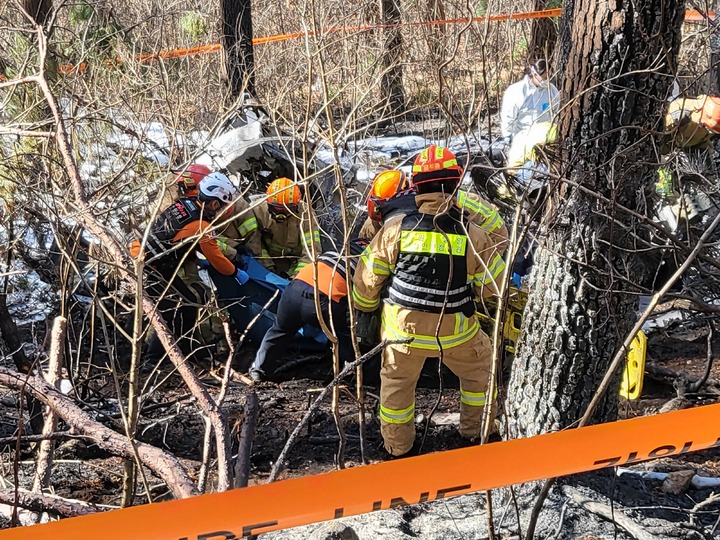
top-left (198, 172), bottom-right (237, 205)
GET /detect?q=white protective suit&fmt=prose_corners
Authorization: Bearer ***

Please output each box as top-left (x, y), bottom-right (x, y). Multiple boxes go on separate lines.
top-left (500, 75), bottom-right (560, 139)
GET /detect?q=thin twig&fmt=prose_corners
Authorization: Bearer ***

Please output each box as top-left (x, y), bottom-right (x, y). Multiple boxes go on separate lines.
top-left (688, 322), bottom-right (715, 393)
top-left (525, 198), bottom-right (720, 540)
top-left (267, 339), bottom-right (409, 482)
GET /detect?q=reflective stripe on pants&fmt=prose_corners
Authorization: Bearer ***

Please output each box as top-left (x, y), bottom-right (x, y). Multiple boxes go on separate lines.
top-left (379, 321), bottom-right (497, 456)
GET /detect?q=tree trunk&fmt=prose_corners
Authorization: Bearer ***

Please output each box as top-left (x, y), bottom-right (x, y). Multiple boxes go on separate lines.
top-left (220, 0), bottom-right (255, 100)
top-left (528, 0), bottom-right (557, 61)
top-left (21, 0), bottom-right (53, 26)
top-left (380, 0), bottom-right (405, 115)
top-left (506, 0), bottom-right (684, 439)
top-left (709, 0), bottom-right (720, 93)
top-left (425, 0), bottom-right (446, 62)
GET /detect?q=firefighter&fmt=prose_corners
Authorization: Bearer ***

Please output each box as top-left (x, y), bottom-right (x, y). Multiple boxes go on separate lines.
top-left (157, 163), bottom-right (212, 209)
top-left (352, 145), bottom-right (505, 457)
top-left (656, 96), bottom-right (720, 225)
top-left (360, 169), bottom-right (510, 254)
top-left (358, 170), bottom-right (413, 241)
top-left (664, 95), bottom-right (720, 150)
top-left (249, 239), bottom-right (369, 382)
top-left (205, 193), bottom-right (264, 334)
top-left (131, 172), bottom-right (244, 365)
top-left (253, 178), bottom-right (322, 277)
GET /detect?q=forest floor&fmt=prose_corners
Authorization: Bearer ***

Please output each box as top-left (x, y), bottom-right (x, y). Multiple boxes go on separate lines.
top-left (1, 309), bottom-right (719, 538)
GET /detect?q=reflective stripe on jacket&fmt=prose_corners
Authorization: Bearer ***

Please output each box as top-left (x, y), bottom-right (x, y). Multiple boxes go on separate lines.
top-left (253, 200), bottom-right (322, 273)
top-left (352, 192), bottom-right (505, 349)
top-left (387, 209), bottom-right (475, 316)
top-left (130, 198), bottom-right (235, 276)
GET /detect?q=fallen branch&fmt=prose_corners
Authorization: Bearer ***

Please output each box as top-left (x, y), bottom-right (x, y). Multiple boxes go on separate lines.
top-left (0, 487), bottom-right (104, 517)
top-left (689, 492), bottom-right (720, 527)
top-left (0, 367), bottom-right (198, 499)
top-left (564, 486), bottom-right (658, 540)
top-left (0, 432), bottom-right (90, 446)
top-left (233, 390), bottom-right (259, 489)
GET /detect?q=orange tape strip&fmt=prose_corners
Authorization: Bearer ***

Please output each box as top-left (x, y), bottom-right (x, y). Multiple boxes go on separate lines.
top-left (0, 8), bottom-right (712, 81)
top-left (4, 403), bottom-right (719, 540)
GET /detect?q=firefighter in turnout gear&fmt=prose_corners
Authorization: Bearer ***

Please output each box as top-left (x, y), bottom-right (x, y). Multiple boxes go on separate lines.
top-left (157, 163), bottom-right (212, 210)
top-left (359, 169), bottom-right (510, 255)
top-left (665, 95), bottom-right (720, 150)
top-left (131, 173), bottom-right (241, 365)
top-left (214, 193), bottom-right (262, 262)
top-left (359, 170), bottom-right (413, 241)
top-left (656, 96), bottom-right (720, 227)
top-left (254, 178), bottom-right (322, 277)
top-left (249, 239), bottom-right (369, 382)
top-left (352, 145), bottom-right (506, 457)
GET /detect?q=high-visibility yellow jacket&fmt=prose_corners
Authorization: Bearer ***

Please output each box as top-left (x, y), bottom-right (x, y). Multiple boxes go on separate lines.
top-left (352, 193), bottom-right (505, 350)
top-left (665, 96), bottom-right (716, 149)
top-left (253, 200), bottom-right (322, 276)
top-left (358, 189), bottom-right (509, 253)
top-left (215, 198), bottom-right (262, 260)
top-left (455, 190), bottom-right (509, 254)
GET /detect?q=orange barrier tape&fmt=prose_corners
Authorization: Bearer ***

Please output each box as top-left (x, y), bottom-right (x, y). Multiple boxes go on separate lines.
top-left (685, 9), bottom-right (716, 21)
top-left (3, 402), bottom-right (719, 540)
top-left (0, 8), bottom-right (713, 82)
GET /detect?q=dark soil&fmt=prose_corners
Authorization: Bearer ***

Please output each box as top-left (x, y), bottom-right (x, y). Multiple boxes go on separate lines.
top-left (1, 318), bottom-right (719, 536)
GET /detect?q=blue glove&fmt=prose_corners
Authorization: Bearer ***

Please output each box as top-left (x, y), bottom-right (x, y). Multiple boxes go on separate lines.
top-left (236, 269), bottom-right (250, 286)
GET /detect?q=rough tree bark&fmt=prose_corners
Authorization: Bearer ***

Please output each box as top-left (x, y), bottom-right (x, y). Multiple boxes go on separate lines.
top-left (506, 0), bottom-right (684, 437)
top-left (220, 0), bottom-right (255, 99)
top-left (528, 0), bottom-right (557, 61)
top-left (380, 0), bottom-right (405, 115)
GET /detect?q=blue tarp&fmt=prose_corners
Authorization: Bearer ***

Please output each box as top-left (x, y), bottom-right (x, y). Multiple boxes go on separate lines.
top-left (210, 256), bottom-right (328, 347)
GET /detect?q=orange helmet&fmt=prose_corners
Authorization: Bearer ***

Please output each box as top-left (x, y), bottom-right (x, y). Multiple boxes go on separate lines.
top-left (266, 177), bottom-right (301, 220)
top-left (699, 96), bottom-right (720, 133)
top-left (173, 164), bottom-right (211, 197)
top-left (411, 145), bottom-right (463, 186)
top-left (366, 170), bottom-right (409, 221)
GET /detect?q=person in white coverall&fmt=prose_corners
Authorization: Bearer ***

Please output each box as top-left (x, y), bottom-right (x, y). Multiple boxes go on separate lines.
top-left (500, 59), bottom-right (559, 140)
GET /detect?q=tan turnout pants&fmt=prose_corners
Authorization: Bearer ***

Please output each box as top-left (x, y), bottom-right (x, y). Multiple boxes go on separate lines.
top-left (379, 326), bottom-right (497, 456)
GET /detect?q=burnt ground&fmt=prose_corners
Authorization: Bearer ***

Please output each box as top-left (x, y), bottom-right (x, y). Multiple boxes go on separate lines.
top-left (1, 319), bottom-right (719, 538)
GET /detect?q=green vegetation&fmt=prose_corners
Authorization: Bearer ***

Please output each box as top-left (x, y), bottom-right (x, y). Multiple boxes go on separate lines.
top-left (180, 12), bottom-right (208, 43)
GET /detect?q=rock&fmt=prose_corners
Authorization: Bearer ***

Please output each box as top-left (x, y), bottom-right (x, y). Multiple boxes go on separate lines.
top-left (308, 522), bottom-right (360, 540)
top-left (59, 379), bottom-right (73, 395)
top-left (0, 395), bottom-right (17, 407)
top-left (428, 412), bottom-right (460, 426)
top-left (662, 470), bottom-right (695, 494)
